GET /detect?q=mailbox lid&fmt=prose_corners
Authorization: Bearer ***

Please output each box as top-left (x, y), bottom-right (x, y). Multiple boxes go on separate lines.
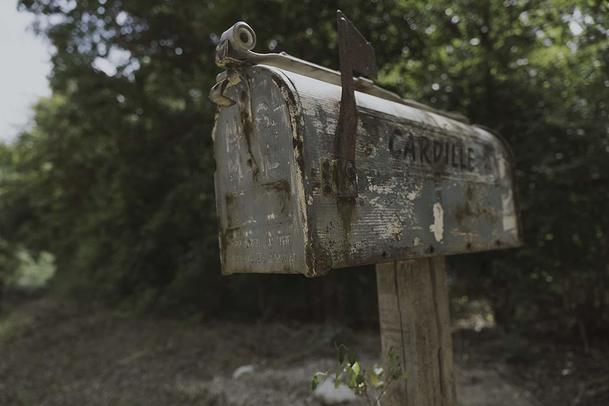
top-left (212, 66), bottom-right (311, 275)
top-left (274, 67), bottom-right (522, 274)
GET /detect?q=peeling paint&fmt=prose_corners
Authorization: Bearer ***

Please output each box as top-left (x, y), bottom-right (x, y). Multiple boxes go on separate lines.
top-left (213, 65), bottom-right (521, 276)
top-left (503, 214), bottom-right (517, 232)
top-left (497, 155), bottom-right (507, 179)
top-left (373, 216), bottom-right (403, 242)
top-left (429, 202), bottom-right (444, 242)
top-left (407, 190), bottom-right (419, 200)
top-left (368, 184), bottom-right (393, 194)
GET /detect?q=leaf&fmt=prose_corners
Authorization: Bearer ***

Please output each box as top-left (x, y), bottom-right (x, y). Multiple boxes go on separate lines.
top-left (351, 361), bottom-right (361, 377)
top-left (369, 366), bottom-right (385, 389)
top-left (345, 361), bottom-right (362, 389)
top-left (311, 372), bottom-right (328, 391)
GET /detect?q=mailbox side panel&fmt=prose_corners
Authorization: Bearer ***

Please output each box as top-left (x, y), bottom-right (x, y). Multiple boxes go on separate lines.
top-left (280, 70), bottom-right (521, 273)
top-left (212, 67), bottom-right (310, 274)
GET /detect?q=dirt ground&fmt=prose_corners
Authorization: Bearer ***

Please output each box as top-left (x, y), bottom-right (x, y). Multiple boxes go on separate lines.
top-left (0, 296), bottom-right (605, 405)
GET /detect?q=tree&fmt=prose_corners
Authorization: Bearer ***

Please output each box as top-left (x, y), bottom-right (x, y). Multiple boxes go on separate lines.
top-left (4, 0), bottom-right (609, 338)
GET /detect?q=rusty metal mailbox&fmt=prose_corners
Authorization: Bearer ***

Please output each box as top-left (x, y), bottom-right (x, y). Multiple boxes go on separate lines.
top-left (210, 18), bottom-right (521, 277)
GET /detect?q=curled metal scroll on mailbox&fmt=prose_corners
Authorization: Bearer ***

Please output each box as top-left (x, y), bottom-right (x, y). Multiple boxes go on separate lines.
top-left (210, 11), bottom-right (522, 277)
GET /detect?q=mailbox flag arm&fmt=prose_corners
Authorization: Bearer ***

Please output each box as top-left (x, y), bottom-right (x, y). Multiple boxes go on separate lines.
top-left (335, 11), bottom-right (377, 198)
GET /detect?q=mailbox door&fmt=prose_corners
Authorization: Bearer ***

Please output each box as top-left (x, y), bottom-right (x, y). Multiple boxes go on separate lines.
top-left (213, 67), bottom-right (310, 274)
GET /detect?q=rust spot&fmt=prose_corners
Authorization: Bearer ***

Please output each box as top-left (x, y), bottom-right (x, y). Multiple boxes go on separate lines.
top-left (304, 243), bottom-right (332, 277)
top-left (218, 228), bottom-right (240, 271)
top-left (239, 89), bottom-right (259, 179)
top-left (224, 193), bottom-right (236, 227)
top-left (271, 74), bottom-right (306, 175)
top-left (292, 136), bottom-right (304, 170)
top-left (272, 75), bottom-right (298, 107)
top-left (218, 229), bottom-right (228, 268)
top-left (321, 160), bottom-right (337, 195)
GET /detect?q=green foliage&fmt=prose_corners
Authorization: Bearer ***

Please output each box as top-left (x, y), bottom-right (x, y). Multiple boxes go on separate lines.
top-left (0, 0), bottom-right (607, 337)
top-left (311, 372), bottom-right (328, 391)
top-left (312, 344), bottom-right (404, 405)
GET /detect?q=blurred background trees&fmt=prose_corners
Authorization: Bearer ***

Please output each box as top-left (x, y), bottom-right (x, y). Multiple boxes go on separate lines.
top-left (1, 0), bottom-right (608, 341)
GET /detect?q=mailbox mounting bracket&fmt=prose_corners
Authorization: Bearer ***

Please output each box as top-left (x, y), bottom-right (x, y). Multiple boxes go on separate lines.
top-left (335, 11), bottom-right (378, 198)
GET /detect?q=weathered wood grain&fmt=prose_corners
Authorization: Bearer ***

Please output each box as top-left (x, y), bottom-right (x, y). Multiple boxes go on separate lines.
top-left (377, 257), bottom-right (456, 406)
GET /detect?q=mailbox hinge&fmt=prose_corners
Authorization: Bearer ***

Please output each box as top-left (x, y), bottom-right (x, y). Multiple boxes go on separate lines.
top-left (334, 11), bottom-right (377, 199)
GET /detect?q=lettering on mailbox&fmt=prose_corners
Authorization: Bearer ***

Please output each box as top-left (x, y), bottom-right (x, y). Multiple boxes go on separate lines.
top-left (388, 131), bottom-right (475, 172)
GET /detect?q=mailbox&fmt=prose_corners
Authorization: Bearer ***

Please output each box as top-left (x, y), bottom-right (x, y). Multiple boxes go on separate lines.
top-left (210, 18), bottom-right (522, 276)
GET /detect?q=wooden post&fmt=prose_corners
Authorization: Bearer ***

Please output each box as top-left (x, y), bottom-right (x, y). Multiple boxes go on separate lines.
top-left (376, 257), bottom-right (456, 406)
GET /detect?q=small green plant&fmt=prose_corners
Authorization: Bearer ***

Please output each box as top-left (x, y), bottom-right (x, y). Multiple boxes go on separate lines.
top-left (311, 344), bottom-right (405, 406)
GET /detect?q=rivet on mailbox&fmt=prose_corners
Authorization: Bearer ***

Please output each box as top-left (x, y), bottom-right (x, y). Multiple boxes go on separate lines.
top-left (210, 12), bottom-right (522, 277)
